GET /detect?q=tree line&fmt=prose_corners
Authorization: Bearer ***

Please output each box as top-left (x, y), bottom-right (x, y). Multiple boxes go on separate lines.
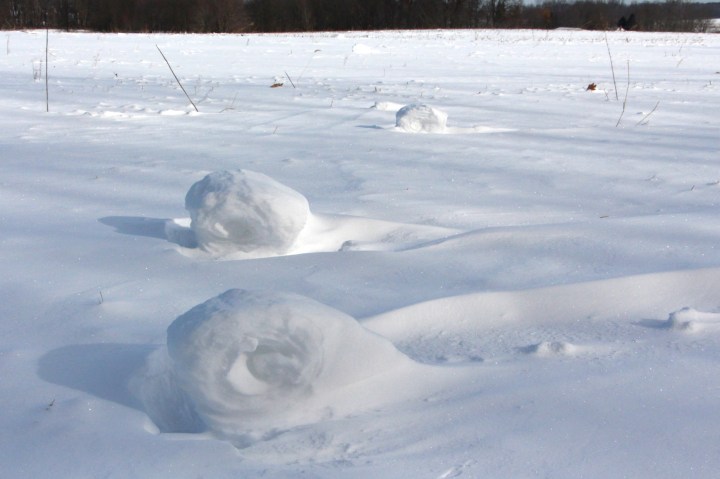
top-left (1, 0), bottom-right (717, 33)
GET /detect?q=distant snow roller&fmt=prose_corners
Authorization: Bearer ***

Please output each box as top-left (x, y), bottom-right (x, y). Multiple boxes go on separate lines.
top-left (391, 102), bottom-right (513, 134)
top-left (136, 289), bottom-right (422, 447)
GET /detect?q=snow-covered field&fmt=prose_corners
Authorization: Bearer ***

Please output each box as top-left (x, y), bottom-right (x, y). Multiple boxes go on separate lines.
top-left (1, 28), bottom-right (719, 478)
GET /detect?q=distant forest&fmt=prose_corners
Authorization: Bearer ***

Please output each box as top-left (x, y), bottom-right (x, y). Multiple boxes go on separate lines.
top-left (2, 0), bottom-right (718, 33)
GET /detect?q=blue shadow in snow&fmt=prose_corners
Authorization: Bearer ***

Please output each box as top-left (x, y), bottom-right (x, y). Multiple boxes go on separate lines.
top-left (99, 216), bottom-right (197, 248)
top-left (37, 343), bottom-right (156, 411)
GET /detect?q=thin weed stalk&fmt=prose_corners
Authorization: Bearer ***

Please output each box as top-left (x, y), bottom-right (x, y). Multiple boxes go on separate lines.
top-left (45, 26), bottom-right (49, 112)
top-left (636, 101), bottom-right (660, 126)
top-left (156, 45), bottom-right (199, 112)
top-left (616, 60), bottom-right (630, 127)
top-left (605, 32), bottom-right (619, 101)
top-left (284, 71), bottom-right (296, 89)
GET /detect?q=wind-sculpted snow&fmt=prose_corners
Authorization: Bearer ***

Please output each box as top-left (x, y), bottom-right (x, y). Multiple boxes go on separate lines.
top-left (395, 104), bottom-right (448, 133)
top-left (186, 170), bottom-right (310, 257)
top-left (139, 289), bottom-right (420, 446)
top-left (363, 268), bottom-right (720, 364)
top-left (390, 102), bottom-right (513, 134)
top-left (180, 169), bottom-right (457, 259)
top-left (664, 307), bottom-right (720, 332)
top-left (6, 29), bottom-right (720, 479)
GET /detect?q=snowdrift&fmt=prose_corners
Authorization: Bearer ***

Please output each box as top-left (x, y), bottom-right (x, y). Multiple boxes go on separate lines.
top-left (7, 29), bottom-right (720, 479)
top-left (664, 307), bottom-right (720, 332)
top-left (136, 289), bottom-right (421, 445)
top-left (181, 169), bottom-right (456, 259)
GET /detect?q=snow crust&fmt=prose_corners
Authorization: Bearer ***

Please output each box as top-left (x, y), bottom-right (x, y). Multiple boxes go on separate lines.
top-left (185, 170), bottom-right (309, 257)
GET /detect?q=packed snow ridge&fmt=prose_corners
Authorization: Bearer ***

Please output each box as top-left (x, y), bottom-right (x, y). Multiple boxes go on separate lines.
top-left (137, 289), bottom-right (420, 446)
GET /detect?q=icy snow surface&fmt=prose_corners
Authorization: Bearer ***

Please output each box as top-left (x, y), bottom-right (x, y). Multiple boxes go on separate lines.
top-left (2, 29), bottom-right (720, 478)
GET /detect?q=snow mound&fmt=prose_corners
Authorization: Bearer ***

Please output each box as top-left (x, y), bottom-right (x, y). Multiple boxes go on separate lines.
top-left (185, 170), bottom-right (310, 257)
top-left (352, 43), bottom-right (381, 55)
top-left (395, 104), bottom-right (448, 133)
top-left (175, 169), bottom-right (458, 259)
top-left (665, 307), bottom-right (720, 332)
top-left (373, 101), bottom-right (405, 112)
top-left (520, 341), bottom-right (578, 357)
top-left (159, 289), bottom-right (417, 443)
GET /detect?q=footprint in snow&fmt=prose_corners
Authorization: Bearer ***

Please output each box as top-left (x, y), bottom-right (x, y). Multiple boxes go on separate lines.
top-left (518, 341), bottom-right (579, 357)
top-left (437, 460), bottom-right (476, 478)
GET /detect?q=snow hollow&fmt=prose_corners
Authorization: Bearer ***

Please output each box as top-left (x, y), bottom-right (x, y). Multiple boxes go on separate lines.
top-left (2, 29), bottom-right (720, 478)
